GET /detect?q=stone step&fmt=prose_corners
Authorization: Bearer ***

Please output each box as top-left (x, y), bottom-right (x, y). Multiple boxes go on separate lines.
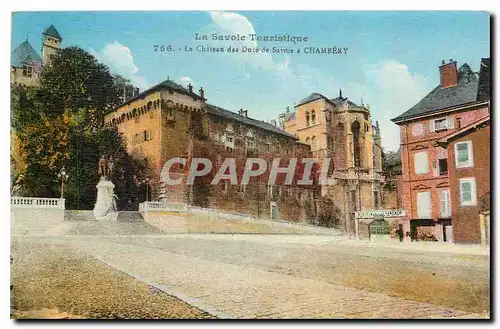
top-left (64, 210), bottom-right (95, 221)
top-left (117, 211), bottom-right (144, 222)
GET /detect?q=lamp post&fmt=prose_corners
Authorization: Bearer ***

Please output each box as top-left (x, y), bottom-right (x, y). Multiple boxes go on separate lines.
top-left (355, 158), bottom-right (361, 241)
top-left (142, 177), bottom-right (150, 202)
top-left (57, 166), bottom-right (69, 199)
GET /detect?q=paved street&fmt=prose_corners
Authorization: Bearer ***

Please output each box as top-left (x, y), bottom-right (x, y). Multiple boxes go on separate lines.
top-left (11, 234), bottom-right (490, 319)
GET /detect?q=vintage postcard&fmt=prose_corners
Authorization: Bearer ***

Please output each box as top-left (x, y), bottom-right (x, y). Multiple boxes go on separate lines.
top-left (10, 11), bottom-right (490, 320)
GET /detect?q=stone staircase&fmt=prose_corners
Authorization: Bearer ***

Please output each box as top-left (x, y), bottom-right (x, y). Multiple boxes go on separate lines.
top-left (117, 211), bottom-right (144, 222)
top-left (64, 210), bottom-right (95, 221)
top-left (11, 208), bottom-right (65, 236)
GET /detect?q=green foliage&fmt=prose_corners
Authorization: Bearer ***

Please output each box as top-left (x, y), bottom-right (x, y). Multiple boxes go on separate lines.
top-left (11, 85), bottom-right (42, 131)
top-left (316, 197), bottom-right (342, 228)
top-left (66, 126), bottom-right (151, 210)
top-left (12, 46), bottom-right (146, 209)
top-left (33, 46), bottom-right (120, 127)
top-left (16, 112), bottom-right (74, 197)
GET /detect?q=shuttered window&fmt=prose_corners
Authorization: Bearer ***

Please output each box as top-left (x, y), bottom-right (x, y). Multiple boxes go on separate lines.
top-left (417, 191), bottom-right (431, 219)
top-left (414, 151), bottom-right (429, 174)
top-left (431, 117), bottom-right (455, 132)
top-left (455, 141), bottom-right (473, 168)
top-left (440, 189), bottom-right (451, 218)
top-left (459, 178), bottom-right (477, 206)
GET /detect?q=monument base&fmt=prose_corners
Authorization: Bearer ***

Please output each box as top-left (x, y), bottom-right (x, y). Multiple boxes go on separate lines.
top-left (93, 177), bottom-right (116, 220)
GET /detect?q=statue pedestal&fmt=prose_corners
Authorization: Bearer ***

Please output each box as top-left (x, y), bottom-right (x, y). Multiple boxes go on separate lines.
top-left (93, 178), bottom-right (116, 220)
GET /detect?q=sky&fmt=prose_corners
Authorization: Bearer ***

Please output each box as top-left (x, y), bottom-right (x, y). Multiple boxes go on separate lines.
top-left (11, 11), bottom-right (490, 151)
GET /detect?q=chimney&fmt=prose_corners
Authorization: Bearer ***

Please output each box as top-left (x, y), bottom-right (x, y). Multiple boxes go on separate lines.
top-left (439, 59), bottom-right (458, 88)
top-left (271, 119), bottom-right (277, 127)
top-left (199, 87), bottom-right (205, 99)
top-left (187, 83), bottom-right (193, 94)
top-left (238, 108), bottom-right (248, 117)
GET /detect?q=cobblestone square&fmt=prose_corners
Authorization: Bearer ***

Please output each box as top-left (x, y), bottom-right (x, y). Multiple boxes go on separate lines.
top-left (11, 234), bottom-right (490, 319)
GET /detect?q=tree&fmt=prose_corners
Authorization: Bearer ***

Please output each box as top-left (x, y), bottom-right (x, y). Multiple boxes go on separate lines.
top-left (11, 85), bottom-right (42, 131)
top-left (32, 46), bottom-right (120, 127)
top-left (16, 111), bottom-right (75, 197)
top-left (13, 46), bottom-right (146, 209)
top-left (66, 126), bottom-right (152, 210)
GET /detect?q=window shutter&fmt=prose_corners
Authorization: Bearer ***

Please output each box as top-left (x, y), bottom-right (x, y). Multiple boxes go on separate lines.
top-left (460, 181), bottom-right (472, 203)
top-left (417, 192), bottom-right (431, 218)
top-left (440, 190), bottom-right (450, 217)
top-left (429, 120), bottom-right (435, 133)
top-left (447, 117), bottom-right (455, 129)
top-left (414, 151), bottom-right (429, 174)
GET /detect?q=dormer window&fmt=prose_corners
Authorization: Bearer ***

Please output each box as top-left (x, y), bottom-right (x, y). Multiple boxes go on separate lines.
top-left (434, 118), bottom-right (447, 131)
top-left (430, 117), bottom-right (454, 132)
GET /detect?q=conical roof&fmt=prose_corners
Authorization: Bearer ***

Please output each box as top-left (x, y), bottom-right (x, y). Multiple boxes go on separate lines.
top-left (11, 40), bottom-right (42, 67)
top-left (43, 25), bottom-right (62, 40)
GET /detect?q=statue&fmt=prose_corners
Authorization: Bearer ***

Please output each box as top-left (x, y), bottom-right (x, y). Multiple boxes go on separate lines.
top-left (107, 156), bottom-right (114, 178)
top-left (94, 153), bottom-right (116, 219)
top-left (97, 154), bottom-right (114, 180)
top-left (98, 155), bottom-right (108, 179)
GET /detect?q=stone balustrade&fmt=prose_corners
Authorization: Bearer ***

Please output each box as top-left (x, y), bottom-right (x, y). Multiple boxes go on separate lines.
top-left (139, 201), bottom-right (188, 213)
top-left (331, 171), bottom-right (385, 183)
top-left (11, 197), bottom-right (65, 209)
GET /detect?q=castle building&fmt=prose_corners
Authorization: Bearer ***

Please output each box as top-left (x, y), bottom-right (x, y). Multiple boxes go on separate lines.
top-left (11, 25), bottom-right (62, 87)
top-left (281, 91), bottom-right (386, 234)
top-left (104, 79), bottom-right (319, 222)
top-left (11, 25), bottom-right (63, 183)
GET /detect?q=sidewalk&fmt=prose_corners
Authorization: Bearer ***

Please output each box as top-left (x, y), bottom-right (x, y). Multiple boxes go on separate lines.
top-left (326, 238), bottom-right (490, 256)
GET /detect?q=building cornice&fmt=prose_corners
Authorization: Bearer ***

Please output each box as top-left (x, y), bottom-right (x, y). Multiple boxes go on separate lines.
top-left (392, 100), bottom-right (489, 125)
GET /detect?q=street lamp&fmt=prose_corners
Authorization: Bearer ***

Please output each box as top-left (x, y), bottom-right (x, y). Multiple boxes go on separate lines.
top-left (142, 177), bottom-right (150, 202)
top-left (57, 166), bottom-right (69, 199)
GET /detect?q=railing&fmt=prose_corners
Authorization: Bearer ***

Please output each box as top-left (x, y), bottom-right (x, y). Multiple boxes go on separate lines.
top-left (331, 171), bottom-right (385, 183)
top-left (11, 197), bottom-right (65, 209)
top-left (139, 201), bottom-right (188, 213)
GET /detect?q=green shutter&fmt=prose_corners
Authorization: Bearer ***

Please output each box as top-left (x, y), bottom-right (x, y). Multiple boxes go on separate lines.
top-left (457, 143), bottom-right (469, 163)
top-left (461, 182), bottom-right (472, 202)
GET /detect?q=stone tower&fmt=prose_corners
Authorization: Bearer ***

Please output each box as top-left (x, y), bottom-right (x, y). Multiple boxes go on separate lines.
top-left (41, 25), bottom-right (62, 67)
top-left (282, 90), bottom-right (385, 235)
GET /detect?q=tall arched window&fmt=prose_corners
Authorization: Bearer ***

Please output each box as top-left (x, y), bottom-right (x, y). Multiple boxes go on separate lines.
top-left (311, 110), bottom-right (316, 125)
top-left (351, 121), bottom-right (361, 167)
top-left (306, 111), bottom-right (310, 126)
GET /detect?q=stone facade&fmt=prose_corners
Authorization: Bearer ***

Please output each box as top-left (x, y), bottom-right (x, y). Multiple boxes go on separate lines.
top-left (104, 80), bottom-right (318, 222)
top-left (282, 91), bottom-right (386, 234)
top-left (11, 25), bottom-right (62, 87)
